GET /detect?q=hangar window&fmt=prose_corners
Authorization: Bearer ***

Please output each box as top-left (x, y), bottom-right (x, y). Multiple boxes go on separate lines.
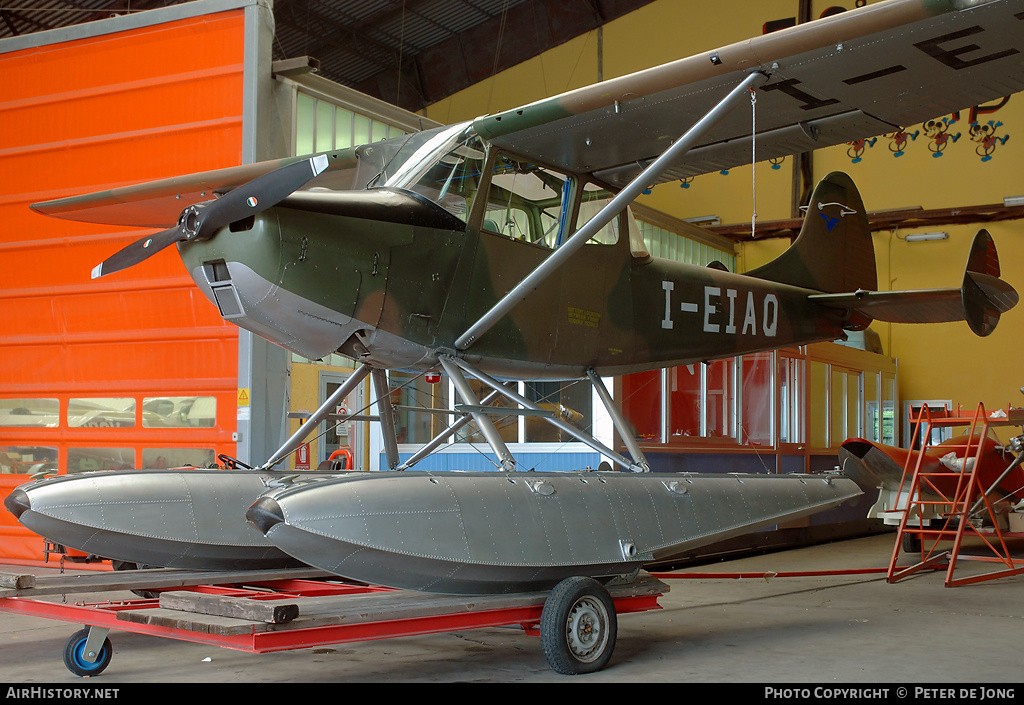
top-left (142, 396), bottom-right (216, 428)
top-left (295, 92), bottom-right (405, 154)
top-left (831, 367), bottom-right (863, 446)
top-left (667, 360), bottom-right (737, 440)
top-left (524, 381), bottom-right (593, 443)
top-left (636, 219), bottom-right (735, 270)
top-left (741, 352), bottom-right (773, 446)
top-left (621, 345), bottom-right (895, 454)
top-left (143, 448), bottom-right (216, 469)
top-left (68, 398), bottom-right (135, 428)
top-left (621, 370), bottom-right (663, 442)
top-left (778, 354), bottom-right (804, 444)
top-left (0, 446), bottom-right (57, 475)
top-left (390, 371), bottom-right (450, 445)
top-left (68, 448), bottom-right (134, 473)
top-left (808, 360), bottom-right (829, 448)
top-left (0, 398), bottom-right (59, 427)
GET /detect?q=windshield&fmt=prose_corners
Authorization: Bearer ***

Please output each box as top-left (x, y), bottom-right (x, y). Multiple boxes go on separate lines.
top-left (383, 122), bottom-right (485, 222)
top-left (355, 127), bottom-right (443, 189)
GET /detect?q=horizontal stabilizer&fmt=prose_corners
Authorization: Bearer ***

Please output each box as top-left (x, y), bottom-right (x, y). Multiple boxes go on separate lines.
top-left (811, 288), bottom-right (972, 324)
top-left (811, 230), bottom-right (1018, 336)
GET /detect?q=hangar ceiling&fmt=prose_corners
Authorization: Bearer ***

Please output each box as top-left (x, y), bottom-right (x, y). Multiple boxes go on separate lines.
top-left (0, 0), bottom-right (659, 112)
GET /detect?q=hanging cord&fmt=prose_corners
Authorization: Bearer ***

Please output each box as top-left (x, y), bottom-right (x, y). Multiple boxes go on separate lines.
top-left (396, 1), bottom-right (406, 107)
top-left (750, 86), bottom-right (758, 238)
top-left (485, 0), bottom-right (512, 114)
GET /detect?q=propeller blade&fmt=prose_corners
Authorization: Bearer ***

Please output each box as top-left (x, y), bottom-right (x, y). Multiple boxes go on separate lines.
top-left (194, 154), bottom-right (330, 239)
top-left (91, 226), bottom-right (185, 279)
top-left (90, 154), bottom-right (331, 278)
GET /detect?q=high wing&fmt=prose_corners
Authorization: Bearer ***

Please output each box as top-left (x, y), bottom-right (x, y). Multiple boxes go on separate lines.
top-left (30, 0), bottom-right (1024, 225)
top-left (29, 150), bottom-right (361, 229)
top-left (476, 0), bottom-right (1024, 189)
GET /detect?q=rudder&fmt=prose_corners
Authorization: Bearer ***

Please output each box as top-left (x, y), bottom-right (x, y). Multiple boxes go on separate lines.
top-left (962, 229), bottom-right (1018, 336)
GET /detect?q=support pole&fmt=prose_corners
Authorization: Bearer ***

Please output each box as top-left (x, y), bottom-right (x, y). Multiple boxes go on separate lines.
top-left (371, 368), bottom-right (401, 470)
top-left (397, 389), bottom-right (501, 470)
top-left (448, 357), bottom-right (643, 472)
top-left (587, 368), bottom-right (650, 472)
top-left (260, 365), bottom-right (371, 470)
top-left (455, 70), bottom-right (769, 351)
top-left (439, 357), bottom-right (517, 472)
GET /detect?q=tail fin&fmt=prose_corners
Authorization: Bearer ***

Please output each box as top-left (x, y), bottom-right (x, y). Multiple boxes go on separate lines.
top-left (746, 172), bottom-right (877, 294)
top-left (962, 229), bottom-right (1018, 336)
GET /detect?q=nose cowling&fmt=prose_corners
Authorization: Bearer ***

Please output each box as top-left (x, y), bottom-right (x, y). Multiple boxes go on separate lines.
top-left (4, 488), bottom-right (30, 519)
top-left (246, 496), bottom-right (286, 535)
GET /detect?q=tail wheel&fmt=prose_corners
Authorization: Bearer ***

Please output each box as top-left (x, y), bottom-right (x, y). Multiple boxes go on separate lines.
top-left (63, 629), bottom-right (112, 677)
top-left (540, 576), bottom-right (617, 675)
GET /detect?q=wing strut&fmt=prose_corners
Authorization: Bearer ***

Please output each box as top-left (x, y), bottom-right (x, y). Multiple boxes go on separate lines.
top-left (446, 356), bottom-right (646, 472)
top-left (587, 368), bottom-right (650, 472)
top-left (455, 70), bottom-right (769, 351)
top-left (259, 365), bottom-right (371, 470)
top-left (371, 368), bottom-right (401, 470)
top-left (439, 356), bottom-right (518, 473)
top-left (396, 389), bottom-right (503, 471)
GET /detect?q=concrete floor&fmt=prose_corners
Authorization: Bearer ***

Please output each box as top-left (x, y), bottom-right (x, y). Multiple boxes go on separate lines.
top-left (2, 533), bottom-right (1023, 684)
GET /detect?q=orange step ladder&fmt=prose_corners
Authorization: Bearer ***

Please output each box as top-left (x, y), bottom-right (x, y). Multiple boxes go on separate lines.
top-left (887, 403), bottom-right (1024, 587)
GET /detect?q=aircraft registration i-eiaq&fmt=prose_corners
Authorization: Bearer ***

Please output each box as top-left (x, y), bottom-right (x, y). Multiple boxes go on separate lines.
top-left (6, 0), bottom-right (1023, 657)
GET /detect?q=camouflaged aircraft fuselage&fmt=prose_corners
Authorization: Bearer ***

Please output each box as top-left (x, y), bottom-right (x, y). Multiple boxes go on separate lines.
top-left (177, 187), bottom-right (848, 380)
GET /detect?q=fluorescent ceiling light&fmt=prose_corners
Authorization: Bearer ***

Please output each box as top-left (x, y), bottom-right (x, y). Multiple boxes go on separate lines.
top-left (684, 215), bottom-right (721, 226)
top-left (905, 232), bottom-right (948, 242)
top-left (1004, 196), bottom-right (1024, 208)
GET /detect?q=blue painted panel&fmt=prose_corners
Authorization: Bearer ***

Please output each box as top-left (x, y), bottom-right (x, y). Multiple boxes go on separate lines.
top-left (387, 451), bottom-right (601, 473)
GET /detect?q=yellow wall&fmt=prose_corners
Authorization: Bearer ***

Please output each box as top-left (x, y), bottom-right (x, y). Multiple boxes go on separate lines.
top-left (288, 361), bottom-right (362, 470)
top-left (425, 31), bottom-right (599, 126)
top-left (425, 0), bottom-right (1024, 417)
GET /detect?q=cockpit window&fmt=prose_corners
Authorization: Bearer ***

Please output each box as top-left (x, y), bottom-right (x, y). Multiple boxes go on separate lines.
top-left (480, 156), bottom-right (571, 248)
top-left (382, 124), bottom-right (580, 249)
top-left (576, 183), bottom-right (621, 246)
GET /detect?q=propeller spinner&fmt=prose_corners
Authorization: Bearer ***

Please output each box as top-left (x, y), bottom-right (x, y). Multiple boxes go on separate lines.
top-left (91, 154), bottom-right (330, 279)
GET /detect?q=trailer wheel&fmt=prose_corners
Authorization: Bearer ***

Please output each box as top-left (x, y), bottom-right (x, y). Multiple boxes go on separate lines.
top-left (901, 531), bottom-right (922, 554)
top-left (540, 576), bottom-right (617, 674)
top-left (63, 629), bottom-right (112, 677)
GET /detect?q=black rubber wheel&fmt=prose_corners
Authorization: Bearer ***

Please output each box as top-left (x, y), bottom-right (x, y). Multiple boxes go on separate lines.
top-left (901, 531), bottom-right (922, 554)
top-left (62, 629), bottom-right (112, 677)
top-left (111, 560), bottom-right (160, 599)
top-left (539, 576), bottom-right (617, 675)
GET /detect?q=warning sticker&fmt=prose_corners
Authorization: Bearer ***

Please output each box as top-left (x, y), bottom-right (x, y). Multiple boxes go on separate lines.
top-left (237, 388), bottom-right (250, 407)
